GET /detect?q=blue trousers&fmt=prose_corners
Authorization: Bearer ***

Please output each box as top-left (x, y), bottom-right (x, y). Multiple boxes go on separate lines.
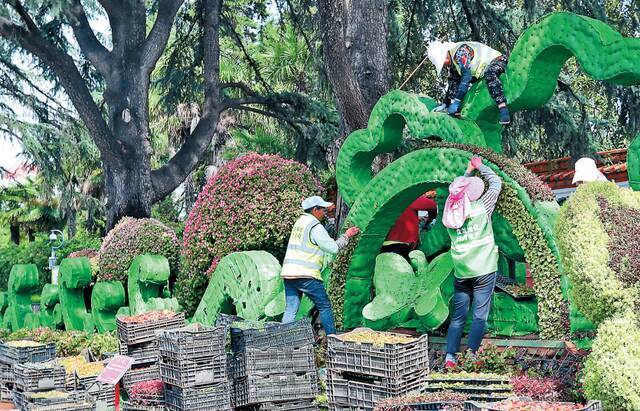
top-left (282, 278), bottom-right (337, 336)
top-left (446, 272), bottom-right (497, 355)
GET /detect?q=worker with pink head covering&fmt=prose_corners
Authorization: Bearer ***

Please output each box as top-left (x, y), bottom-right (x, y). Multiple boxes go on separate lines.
top-left (442, 155), bottom-right (502, 369)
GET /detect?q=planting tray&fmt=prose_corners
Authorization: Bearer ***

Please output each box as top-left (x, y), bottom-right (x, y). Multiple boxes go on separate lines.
top-left (158, 323), bottom-right (226, 360)
top-left (117, 312), bottom-right (186, 345)
top-left (377, 403), bottom-right (461, 411)
top-left (231, 318), bottom-right (314, 352)
top-left (164, 381), bottom-right (231, 411)
top-left (327, 329), bottom-right (429, 380)
top-left (233, 371), bottom-right (319, 407)
top-left (463, 398), bottom-right (603, 411)
top-left (230, 345), bottom-right (316, 379)
top-left (123, 364), bottom-right (160, 390)
top-left (14, 361), bottom-right (66, 392)
top-left (424, 376), bottom-right (511, 385)
top-left (86, 380), bottom-right (116, 407)
top-left (159, 355), bottom-right (227, 388)
top-left (0, 342), bottom-right (55, 365)
top-left (13, 390), bottom-right (92, 411)
top-left (494, 276), bottom-right (535, 301)
top-left (120, 340), bottom-right (160, 365)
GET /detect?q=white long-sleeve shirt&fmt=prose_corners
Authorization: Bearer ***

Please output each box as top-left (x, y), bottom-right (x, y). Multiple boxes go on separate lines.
top-left (308, 216), bottom-right (349, 255)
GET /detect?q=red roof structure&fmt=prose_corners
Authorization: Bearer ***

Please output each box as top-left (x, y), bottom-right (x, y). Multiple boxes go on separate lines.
top-left (524, 148), bottom-right (628, 190)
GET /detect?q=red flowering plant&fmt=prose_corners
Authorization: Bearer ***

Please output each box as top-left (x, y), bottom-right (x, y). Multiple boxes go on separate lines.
top-left (128, 380), bottom-right (164, 405)
top-left (98, 217), bottom-right (180, 283)
top-left (178, 153), bottom-right (323, 315)
top-left (511, 375), bottom-right (566, 401)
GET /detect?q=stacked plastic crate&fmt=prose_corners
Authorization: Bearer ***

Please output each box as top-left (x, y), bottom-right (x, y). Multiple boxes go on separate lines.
top-left (230, 318), bottom-right (319, 410)
top-left (11, 359), bottom-right (93, 410)
top-left (158, 323), bottom-right (230, 411)
top-left (117, 312), bottom-right (185, 391)
top-left (326, 328), bottom-right (429, 410)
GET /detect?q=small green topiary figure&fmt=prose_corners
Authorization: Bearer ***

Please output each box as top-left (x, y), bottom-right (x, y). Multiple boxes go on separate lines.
top-left (59, 257), bottom-right (94, 332)
top-left (38, 284), bottom-right (63, 329)
top-left (192, 251), bottom-right (284, 325)
top-left (91, 281), bottom-right (126, 332)
top-left (6, 264), bottom-right (39, 332)
top-left (127, 254), bottom-right (179, 316)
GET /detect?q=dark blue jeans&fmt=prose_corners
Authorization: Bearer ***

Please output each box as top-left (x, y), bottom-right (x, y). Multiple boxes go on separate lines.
top-left (282, 278), bottom-right (336, 335)
top-left (446, 272), bottom-right (497, 355)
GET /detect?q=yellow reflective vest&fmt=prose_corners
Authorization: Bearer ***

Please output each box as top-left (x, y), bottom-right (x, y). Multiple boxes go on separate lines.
top-left (280, 214), bottom-right (325, 280)
top-left (449, 42), bottom-right (502, 78)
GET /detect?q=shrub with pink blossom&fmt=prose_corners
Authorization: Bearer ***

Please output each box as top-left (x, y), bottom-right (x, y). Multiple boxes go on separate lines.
top-left (97, 217), bottom-right (180, 283)
top-left (178, 153), bottom-right (322, 316)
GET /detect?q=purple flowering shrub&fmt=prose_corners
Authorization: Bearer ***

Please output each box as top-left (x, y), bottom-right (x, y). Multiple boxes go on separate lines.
top-left (177, 153), bottom-right (322, 315)
top-left (97, 217), bottom-right (180, 283)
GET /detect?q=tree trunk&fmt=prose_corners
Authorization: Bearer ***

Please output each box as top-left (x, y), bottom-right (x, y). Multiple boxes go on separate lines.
top-left (9, 225), bottom-right (20, 245)
top-left (66, 207), bottom-right (77, 239)
top-left (27, 227), bottom-right (35, 242)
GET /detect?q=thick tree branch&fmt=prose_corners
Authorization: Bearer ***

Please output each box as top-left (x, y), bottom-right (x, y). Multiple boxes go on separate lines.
top-left (10, 1), bottom-right (39, 33)
top-left (0, 16), bottom-right (116, 163)
top-left (65, 0), bottom-right (111, 75)
top-left (142, 0), bottom-right (185, 73)
top-left (151, 0), bottom-right (223, 202)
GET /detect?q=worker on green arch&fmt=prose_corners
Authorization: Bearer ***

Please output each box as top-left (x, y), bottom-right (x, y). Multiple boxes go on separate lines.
top-left (381, 195), bottom-right (438, 261)
top-left (427, 40), bottom-right (511, 125)
top-left (442, 156), bottom-right (502, 368)
top-left (281, 196), bottom-right (359, 336)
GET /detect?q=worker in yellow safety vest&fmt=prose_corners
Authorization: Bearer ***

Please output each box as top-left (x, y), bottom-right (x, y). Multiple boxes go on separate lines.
top-left (427, 41), bottom-right (511, 125)
top-left (281, 196), bottom-right (359, 335)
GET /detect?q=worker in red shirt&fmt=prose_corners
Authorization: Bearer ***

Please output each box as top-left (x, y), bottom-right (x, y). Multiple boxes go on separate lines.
top-left (382, 195), bottom-right (438, 260)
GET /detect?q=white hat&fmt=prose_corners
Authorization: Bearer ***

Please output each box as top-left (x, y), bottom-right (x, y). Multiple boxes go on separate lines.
top-left (427, 40), bottom-right (455, 75)
top-left (572, 157), bottom-right (608, 184)
top-left (301, 195), bottom-right (333, 210)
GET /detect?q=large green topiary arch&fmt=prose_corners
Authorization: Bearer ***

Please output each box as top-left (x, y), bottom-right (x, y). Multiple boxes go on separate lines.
top-left (332, 144), bottom-right (566, 338)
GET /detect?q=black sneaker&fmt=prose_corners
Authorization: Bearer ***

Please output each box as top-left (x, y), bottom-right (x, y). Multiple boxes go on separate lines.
top-left (499, 107), bottom-right (511, 125)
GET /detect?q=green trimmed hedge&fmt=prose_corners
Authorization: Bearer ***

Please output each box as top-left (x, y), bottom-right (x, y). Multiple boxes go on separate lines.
top-left (556, 182), bottom-right (639, 325)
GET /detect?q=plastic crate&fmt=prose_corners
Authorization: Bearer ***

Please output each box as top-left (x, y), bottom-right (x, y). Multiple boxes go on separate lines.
top-left (0, 361), bottom-right (13, 383)
top-left (164, 381), bottom-right (232, 411)
top-left (159, 355), bottom-right (227, 388)
top-left (117, 312), bottom-right (186, 345)
top-left (494, 276), bottom-right (535, 300)
top-left (120, 340), bottom-right (160, 365)
top-left (230, 345), bottom-right (316, 379)
top-left (121, 400), bottom-right (165, 411)
top-left (233, 371), bottom-right (319, 407)
top-left (327, 329), bottom-right (429, 380)
top-left (424, 376), bottom-right (511, 385)
top-left (393, 402), bottom-right (461, 410)
top-left (13, 362), bottom-right (66, 392)
top-left (0, 342), bottom-right (56, 365)
top-left (123, 364), bottom-right (160, 390)
top-left (86, 380), bottom-right (116, 407)
top-left (231, 318), bottom-right (314, 352)
top-left (463, 398), bottom-right (603, 411)
top-left (248, 399), bottom-right (320, 410)
top-left (327, 371), bottom-right (426, 410)
top-left (158, 324), bottom-right (226, 360)
top-left (13, 390), bottom-right (92, 411)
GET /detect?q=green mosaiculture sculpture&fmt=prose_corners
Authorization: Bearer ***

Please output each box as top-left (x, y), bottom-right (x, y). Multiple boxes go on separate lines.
top-left (330, 11), bottom-right (640, 339)
top-left (38, 284), bottom-right (63, 329)
top-left (92, 281), bottom-right (126, 333)
top-left (59, 257), bottom-right (95, 332)
top-left (193, 251), bottom-right (285, 325)
top-left (0, 292), bottom-right (6, 325)
top-left (5, 264), bottom-right (39, 332)
top-left (127, 255), bottom-right (179, 315)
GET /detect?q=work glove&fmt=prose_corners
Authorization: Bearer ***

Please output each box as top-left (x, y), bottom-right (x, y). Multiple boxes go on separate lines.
top-left (447, 99), bottom-right (461, 115)
top-left (432, 103), bottom-right (448, 113)
top-left (345, 227), bottom-right (360, 238)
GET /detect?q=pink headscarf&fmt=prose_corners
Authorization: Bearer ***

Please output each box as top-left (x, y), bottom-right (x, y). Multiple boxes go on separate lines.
top-left (442, 176), bottom-right (485, 229)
